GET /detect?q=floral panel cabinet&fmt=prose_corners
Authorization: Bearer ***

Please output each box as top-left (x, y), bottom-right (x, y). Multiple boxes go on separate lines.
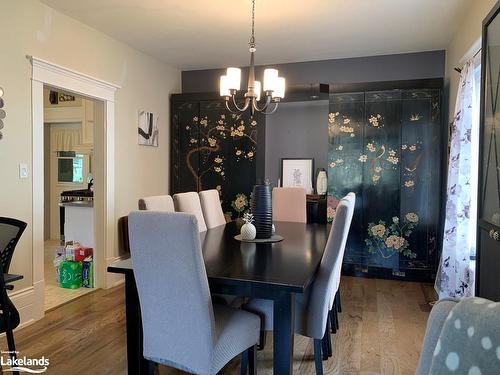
top-left (171, 96), bottom-right (264, 219)
top-left (327, 84), bottom-right (443, 281)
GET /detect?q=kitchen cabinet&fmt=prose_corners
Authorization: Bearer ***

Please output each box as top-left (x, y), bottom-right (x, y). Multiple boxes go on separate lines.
top-left (81, 99), bottom-right (94, 145)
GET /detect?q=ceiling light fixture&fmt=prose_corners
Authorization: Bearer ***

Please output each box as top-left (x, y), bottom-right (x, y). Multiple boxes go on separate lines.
top-left (219, 0), bottom-right (285, 115)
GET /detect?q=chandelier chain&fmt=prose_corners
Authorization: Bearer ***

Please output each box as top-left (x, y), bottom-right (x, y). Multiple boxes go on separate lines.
top-left (249, 0), bottom-right (256, 48)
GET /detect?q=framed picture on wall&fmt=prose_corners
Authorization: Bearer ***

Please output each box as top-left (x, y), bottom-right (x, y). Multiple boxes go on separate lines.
top-left (138, 110), bottom-right (159, 147)
top-left (280, 158), bottom-right (314, 193)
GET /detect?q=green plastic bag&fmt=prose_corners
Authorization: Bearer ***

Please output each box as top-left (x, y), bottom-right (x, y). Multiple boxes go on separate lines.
top-left (59, 260), bottom-right (82, 289)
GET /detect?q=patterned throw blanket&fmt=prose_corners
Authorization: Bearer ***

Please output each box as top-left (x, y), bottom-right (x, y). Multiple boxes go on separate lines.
top-left (430, 298), bottom-right (500, 374)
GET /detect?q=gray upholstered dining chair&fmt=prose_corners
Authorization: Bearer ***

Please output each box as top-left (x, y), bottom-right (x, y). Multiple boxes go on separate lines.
top-left (328, 192), bottom-right (356, 337)
top-left (199, 189), bottom-right (227, 229)
top-left (138, 194), bottom-right (175, 212)
top-left (128, 211), bottom-right (260, 374)
top-left (245, 194), bottom-right (355, 375)
top-left (173, 192), bottom-right (208, 232)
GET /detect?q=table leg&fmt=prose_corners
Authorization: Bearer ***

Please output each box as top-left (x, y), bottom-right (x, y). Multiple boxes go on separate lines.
top-left (124, 274), bottom-right (151, 375)
top-left (273, 292), bottom-right (295, 374)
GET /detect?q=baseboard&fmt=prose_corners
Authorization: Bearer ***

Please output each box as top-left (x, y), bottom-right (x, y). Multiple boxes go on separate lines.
top-left (9, 279), bottom-right (45, 330)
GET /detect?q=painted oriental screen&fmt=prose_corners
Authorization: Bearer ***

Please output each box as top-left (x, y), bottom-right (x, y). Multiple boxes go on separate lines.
top-left (328, 88), bottom-right (442, 280)
top-left (171, 100), bottom-right (262, 219)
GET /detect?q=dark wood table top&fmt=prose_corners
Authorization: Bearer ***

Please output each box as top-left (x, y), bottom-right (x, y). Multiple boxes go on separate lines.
top-left (108, 221), bottom-right (330, 293)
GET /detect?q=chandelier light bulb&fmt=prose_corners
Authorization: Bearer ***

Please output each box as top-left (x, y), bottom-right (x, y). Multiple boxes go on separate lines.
top-left (226, 67), bottom-right (241, 91)
top-left (254, 81), bottom-right (262, 101)
top-left (272, 77), bottom-right (286, 99)
top-left (263, 69), bottom-right (279, 92)
top-left (220, 75), bottom-right (230, 97)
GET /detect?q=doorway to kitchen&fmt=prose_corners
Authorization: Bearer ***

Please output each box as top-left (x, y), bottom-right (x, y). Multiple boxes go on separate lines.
top-left (30, 57), bottom-right (119, 321)
top-left (43, 87), bottom-right (102, 310)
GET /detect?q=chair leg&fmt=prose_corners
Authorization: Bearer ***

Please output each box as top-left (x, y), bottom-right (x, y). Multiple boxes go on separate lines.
top-left (322, 319), bottom-right (332, 360)
top-left (241, 347), bottom-right (248, 375)
top-left (249, 345), bottom-right (256, 375)
top-left (147, 360), bottom-right (156, 375)
top-left (329, 309), bottom-right (337, 334)
top-left (1, 290), bottom-right (18, 375)
top-left (334, 303), bottom-right (339, 330)
top-left (313, 339), bottom-right (324, 375)
top-left (336, 291), bottom-right (342, 313)
top-left (258, 329), bottom-right (266, 351)
top-left (241, 345), bottom-right (256, 375)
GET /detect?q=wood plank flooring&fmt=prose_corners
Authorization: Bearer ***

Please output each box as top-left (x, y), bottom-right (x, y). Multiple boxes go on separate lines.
top-left (1, 276), bottom-right (435, 375)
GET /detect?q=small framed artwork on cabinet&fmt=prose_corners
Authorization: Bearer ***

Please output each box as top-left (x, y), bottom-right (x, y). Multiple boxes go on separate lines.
top-left (280, 158), bottom-right (314, 193)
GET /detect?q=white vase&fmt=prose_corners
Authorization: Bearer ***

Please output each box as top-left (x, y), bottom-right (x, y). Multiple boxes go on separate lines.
top-left (316, 170), bottom-right (327, 195)
top-left (241, 223), bottom-right (257, 240)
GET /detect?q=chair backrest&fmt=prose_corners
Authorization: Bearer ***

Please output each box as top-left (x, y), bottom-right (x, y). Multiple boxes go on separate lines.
top-left (199, 189), bottom-right (226, 229)
top-left (138, 195), bottom-right (175, 212)
top-left (0, 217), bottom-right (27, 273)
top-left (128, 211), bottom-right (215, 374)
top-left (303, 193), bottom-right (355, 339)
top-left (173, 192), bottom-right (207, 232)
top-left (272, 187), bottom-right (307, 223)
top-left (117, 216), bottom-right (130, 254)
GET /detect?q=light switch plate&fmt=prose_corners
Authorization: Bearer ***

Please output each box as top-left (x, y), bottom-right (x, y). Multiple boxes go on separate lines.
top-left (19, 163), bottom-right (29, 179)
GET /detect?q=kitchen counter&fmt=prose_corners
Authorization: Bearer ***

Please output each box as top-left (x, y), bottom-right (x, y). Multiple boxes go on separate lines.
top-left (59, 201), bottom-right (93, 208)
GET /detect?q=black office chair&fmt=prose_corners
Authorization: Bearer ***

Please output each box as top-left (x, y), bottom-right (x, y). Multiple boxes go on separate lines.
top-left (0, 217), bottom-right (27, 367)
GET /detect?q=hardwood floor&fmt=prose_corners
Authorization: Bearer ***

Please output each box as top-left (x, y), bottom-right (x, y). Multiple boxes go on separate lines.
top-left (2, 276), bottom-right (435, 375)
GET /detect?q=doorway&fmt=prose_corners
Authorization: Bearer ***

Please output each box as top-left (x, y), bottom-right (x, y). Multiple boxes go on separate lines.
top-left (43, 87), bottom-right (103, 310)
top-left (30, 57), bottom-right (119, 321)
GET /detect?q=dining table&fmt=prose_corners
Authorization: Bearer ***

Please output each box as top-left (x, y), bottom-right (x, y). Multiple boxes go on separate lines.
top-left (108, 220), bottom-right (329, 375)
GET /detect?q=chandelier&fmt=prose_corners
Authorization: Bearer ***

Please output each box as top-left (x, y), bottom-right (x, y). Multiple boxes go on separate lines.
top-left (219, 0), bottom-right (285, 115)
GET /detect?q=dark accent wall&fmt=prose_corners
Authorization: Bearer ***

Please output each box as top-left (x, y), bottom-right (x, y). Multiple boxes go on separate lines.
top-left (180, 50), bottom-right (446, 189)
top-left (181, 50), bottom-right (446, 93)
top-left (265, 100), bottom-right (329, 186)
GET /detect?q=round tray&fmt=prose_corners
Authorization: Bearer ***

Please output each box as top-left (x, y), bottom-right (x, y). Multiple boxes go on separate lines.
top-left (234, 234), bottom-right (284, 243)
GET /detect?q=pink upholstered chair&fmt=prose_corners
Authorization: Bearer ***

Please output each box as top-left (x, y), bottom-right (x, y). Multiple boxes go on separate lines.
top-left (173, 192), bottom-right (207, 232)
top-left (138, 195), bottom-right (175, 212)
top-left (272, 187), bottom-right (307, 223)
top-left (199, 189), bottom-right (226, 229)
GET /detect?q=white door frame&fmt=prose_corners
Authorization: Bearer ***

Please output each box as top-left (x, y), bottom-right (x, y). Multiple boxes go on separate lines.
top-left (30, 56), bottom-right (120, 319)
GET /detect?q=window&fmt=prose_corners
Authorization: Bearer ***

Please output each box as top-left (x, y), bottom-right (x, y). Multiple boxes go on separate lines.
top-left (57, 151), bottom-right (84, 183)
top-left (469, 54), bottom-right (481, 259)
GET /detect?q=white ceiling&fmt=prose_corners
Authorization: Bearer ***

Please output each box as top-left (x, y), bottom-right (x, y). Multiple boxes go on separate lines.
top-left (40, 0), bottom-right (470, 71)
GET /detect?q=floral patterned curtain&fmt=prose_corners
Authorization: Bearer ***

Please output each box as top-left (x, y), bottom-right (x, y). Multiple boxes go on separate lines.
top-left (435, 59), bottom-right (479, 299)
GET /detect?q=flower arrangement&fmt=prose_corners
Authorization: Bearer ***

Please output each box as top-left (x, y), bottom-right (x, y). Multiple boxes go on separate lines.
top-left (365, 212), bottom-right (419, 259)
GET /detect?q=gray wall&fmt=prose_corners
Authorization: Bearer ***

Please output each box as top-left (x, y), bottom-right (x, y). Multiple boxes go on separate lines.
top-left (265, 100), bottom-right (329, 186)
top-left (182, 50), bottom-right (446, 92)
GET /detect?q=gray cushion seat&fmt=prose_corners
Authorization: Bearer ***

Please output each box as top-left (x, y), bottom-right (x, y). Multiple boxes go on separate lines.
top-left (128, 211), bottom-right (260, 374)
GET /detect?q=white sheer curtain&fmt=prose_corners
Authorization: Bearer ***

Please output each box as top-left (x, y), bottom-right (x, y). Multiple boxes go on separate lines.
top-left (435, 55), bottom-right (480, 299)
